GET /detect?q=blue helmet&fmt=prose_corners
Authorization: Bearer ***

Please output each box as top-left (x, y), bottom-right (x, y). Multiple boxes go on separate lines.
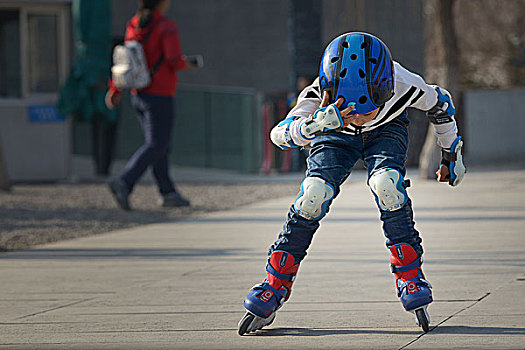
top-left (319, 32), bottom-right (394, 114)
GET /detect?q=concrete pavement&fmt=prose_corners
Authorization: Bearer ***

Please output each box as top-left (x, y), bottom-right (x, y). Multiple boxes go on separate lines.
top-left (0, 168), bottom-right (524, 349)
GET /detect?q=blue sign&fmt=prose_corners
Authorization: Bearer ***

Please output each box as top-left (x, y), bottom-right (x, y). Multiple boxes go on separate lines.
top-left (28, 105), bottom-right (65, 123)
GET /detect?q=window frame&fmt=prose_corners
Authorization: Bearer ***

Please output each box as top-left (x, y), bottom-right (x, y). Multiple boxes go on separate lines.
top-left (0, 1), bottom-right (70, 101)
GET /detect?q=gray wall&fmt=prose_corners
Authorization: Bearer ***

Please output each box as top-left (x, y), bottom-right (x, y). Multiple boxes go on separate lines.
top-left (112, 0), bottom-right (291, 93)
top-left (464, 88), bottom-right (525, 165)
top-left (322, 0), bottom-right (424, 75)
top-left (106, 0), bottom-right (428, 171)
top-left (0, 99), bottom-right (70, 181)
top-left (322, 0), bottom-right (426, 166)
top-left (111, 0), bottom-right (425, 92)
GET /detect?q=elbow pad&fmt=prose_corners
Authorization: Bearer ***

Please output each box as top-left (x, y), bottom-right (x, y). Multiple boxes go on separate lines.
top-left (426, 87), bottom-right (455, 125)
top-left (270, 117), bottom-right (298, 150)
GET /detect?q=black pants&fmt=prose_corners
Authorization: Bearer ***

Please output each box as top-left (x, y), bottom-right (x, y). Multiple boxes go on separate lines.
top-left (121, 93), bottom-right (176, 194)
top-left (92, 117), bottom-right (118, 176)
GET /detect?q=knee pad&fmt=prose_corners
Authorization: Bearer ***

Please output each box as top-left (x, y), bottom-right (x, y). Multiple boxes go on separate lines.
top-left (369, 168), bottom-right (408, 212)
top-left (294, 177), bottom-right (335, 220)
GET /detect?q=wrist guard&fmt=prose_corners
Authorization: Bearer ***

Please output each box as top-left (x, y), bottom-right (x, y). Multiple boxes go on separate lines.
top-left (441, 136), bottom-right (466, 187)
top-left (299, 104), bottom-right (343, 140)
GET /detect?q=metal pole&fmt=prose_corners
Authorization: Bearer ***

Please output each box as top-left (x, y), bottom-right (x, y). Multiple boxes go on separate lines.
top-left (0, 136), bottom-right (11, 191)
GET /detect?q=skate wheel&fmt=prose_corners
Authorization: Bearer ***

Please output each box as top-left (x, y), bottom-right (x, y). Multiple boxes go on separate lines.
top-left (415, 308), bottom-right (429, 332)
top-left (238, 313), bottom-right (255, 336)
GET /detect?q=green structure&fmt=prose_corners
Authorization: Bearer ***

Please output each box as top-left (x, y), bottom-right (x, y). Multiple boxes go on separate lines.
top-left (73, 86), bottom-right (263, 173)
top-left (58, 0), bottom-right (115, 123)
top-left (66, 0), bottom-right (264, 173)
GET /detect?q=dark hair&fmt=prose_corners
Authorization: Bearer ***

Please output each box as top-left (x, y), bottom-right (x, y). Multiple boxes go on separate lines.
top-left (137, 0), bottom-right (163, 28)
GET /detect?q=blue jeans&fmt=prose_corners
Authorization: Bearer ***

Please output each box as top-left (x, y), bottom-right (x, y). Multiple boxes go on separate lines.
top-left (121, 93), bottom-right (176, 195)
top-left (270, 111), bottom-right (422, 262)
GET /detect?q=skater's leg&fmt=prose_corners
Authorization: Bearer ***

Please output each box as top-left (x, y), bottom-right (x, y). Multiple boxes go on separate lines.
top-left (240, 134), bottom-right (362, 334)
top-left (269, 133), bottom-right (363, 262)
top-left (363, 112), bottom-right (432, 330)
top-left (243, 251), bottom-right (299, 318)
top-left (239, 249), bottom-right (301, 334)
top-left (363, 111), bottom-right (422, 253)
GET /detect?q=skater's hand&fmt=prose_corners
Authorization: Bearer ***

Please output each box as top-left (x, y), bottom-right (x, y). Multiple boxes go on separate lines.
top-left (320, 91), bottom-right (378, 127)
top-left (344, 108), bottom-right (380, 127)
top-left (437, 136), bottom-right (466, 186)
top-left (436, 163), bottom-right (450, 182)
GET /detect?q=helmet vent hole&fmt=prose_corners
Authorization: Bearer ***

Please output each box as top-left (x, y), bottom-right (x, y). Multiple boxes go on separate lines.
top-left (359, 96), bottom-right (368, 104)
top-left (358, 69), bottom-right (366, 78)
top-left (342, 41), bottom-right (349, 48)
top-left (369, 58), bottom-right (377, 64)
top-left (331, 57), bottom-right (340, 63)
top-left (361, 42), bottom-right (367, 49)
top-left (340, 68), bottom-right (347, 78)
top-left (350, 54), bottom-right (357, 60)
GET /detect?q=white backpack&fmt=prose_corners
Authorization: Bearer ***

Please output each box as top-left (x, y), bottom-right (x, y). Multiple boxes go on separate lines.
top-left (111, 41), bottom-right (152, 89)
top-left (111, 20), bottom-right (164, 90)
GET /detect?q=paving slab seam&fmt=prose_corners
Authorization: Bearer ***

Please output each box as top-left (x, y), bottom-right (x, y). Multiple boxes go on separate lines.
top-left (58, 328), bottom-right (238, 334)
top-left (398, 292), bottom-right (491, 350)
top-left (181, 265), bottom-right (216, 277)
top-left (13, 297), bottom-right (97, 320)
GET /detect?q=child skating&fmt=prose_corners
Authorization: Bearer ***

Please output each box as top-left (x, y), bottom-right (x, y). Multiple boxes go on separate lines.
top-left (238, 32), bottom-right (466, 335)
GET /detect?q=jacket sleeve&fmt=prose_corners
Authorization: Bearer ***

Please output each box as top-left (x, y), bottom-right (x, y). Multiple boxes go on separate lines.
top-left (162, 23), bottom-right (186, 72)
top-left (396, 62), bottom-right (459, 149)
top-left (288, 79), bottom-right (322, 119)
top-left (271, 78), bottom-right (322, 148)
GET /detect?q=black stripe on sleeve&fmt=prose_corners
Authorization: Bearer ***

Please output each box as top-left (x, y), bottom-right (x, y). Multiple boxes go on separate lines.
top-left (343, 125), bottom-right (357, 134)
top-left (369, 86), bottom-right (418, 127)
top-left (409, 89), bottom-right (425, 106)
top-left (305, 91), bottom-right (319, 99)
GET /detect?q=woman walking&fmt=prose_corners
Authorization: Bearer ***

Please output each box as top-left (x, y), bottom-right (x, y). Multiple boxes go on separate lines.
top-left (106, 0), bottom-right (199, 210)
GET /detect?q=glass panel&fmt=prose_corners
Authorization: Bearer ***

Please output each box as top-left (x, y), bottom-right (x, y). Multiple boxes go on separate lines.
top-left (0, 10), bottom-right (21, 97)
top-left (28, 14), bottom-right (58, 93)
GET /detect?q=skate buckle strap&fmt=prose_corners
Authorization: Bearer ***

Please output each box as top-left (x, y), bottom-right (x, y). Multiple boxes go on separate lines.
top-left (251, 283), bottom-right (286, 306)
top-left (441, 149), bottom-right (457, 161)
top-left (252, 282), bottom-right (281, 295)
top-left (399, 277), bottom-right (432, 291)
top-left (266, 264), bottom-right (296, 282)
top-left (390, 258), bottom-right (422, 274)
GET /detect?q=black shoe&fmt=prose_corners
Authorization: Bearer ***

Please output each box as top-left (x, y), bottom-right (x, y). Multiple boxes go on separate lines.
top-left (161, 191), bottom-right (191, 207)
top-left (108, 178), bottom-right (131, 211)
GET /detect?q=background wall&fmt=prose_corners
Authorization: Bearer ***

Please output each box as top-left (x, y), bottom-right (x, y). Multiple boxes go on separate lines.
top-left (112, 0), bottom-right (425, 93)
top-left (321, 0), bottom-right (427, 166)
top-left (464, 88), bottom-right (525, 166)
top-left (112, 0), bottom-right (291, 93)
top-left (105, 0), bottom-right (428, 172)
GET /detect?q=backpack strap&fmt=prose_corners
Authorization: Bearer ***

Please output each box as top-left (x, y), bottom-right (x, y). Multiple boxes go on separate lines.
top-left (134, 16), bottom-right (165, 43)
top-left (138, 22), bottom-right (156, 44)
top-left (138, 18), bottom-right (167, 78)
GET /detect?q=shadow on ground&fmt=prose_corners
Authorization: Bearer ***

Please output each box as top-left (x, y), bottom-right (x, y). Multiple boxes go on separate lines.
top-left (0, 248), bottom-right (247, 260)
top-left (249, 325), bottom-right (525, 337)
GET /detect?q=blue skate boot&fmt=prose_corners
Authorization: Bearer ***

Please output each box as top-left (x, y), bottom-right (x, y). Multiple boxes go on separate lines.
top-left (238, 251), bottom-right (299, 335)
top-left (390, 243), bottom-right (433, 332)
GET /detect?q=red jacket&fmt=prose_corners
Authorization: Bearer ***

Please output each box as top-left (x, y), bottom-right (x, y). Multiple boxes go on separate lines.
top-left (109, 12), bottom-right (186, 97)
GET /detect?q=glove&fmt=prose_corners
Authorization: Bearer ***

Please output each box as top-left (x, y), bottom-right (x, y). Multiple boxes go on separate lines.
top-left (299, 104), bottom-right (343, 140)
top-left (427, 87), bottom-right (455, 125)
top-left (440, 136), bottom-right (466, 187)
